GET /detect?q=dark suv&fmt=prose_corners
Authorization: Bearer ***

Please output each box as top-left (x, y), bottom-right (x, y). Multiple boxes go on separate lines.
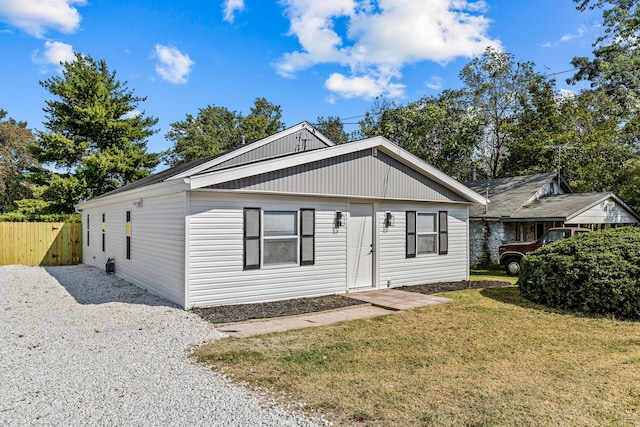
top-left (498, 227), bottom-right (591, 276)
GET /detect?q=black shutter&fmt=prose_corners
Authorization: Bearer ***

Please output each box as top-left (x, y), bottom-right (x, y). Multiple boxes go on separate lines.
top-left (406, 211), bottom-right (416, 258)
top-left (439, 211), bottom-right (448, 255)
top-left (244, 208), bottom-right (261, 269)
top-left (300, 209), bottom-right (315, 265)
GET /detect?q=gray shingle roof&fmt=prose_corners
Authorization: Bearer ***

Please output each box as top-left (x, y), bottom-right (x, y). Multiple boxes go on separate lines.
top-left (464, 172), bottom-right (560, 218)
top-left (92, 154), bottom-right (221, 200)
top-left (510, 192), bottom-right (613, 220)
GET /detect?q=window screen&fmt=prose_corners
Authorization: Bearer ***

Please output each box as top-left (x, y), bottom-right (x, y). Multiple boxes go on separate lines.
top-left (417, 213), bottom-right (437, 254)
top-left (263, 211), bottom-right (298, 265)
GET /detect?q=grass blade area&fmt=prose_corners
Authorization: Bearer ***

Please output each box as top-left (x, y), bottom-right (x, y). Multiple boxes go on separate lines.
top-left (194, 287), bottom-right (640, 426)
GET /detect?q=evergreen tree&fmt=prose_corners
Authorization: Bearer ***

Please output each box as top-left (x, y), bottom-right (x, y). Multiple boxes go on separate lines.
top-left (34, 53), bottom-right (159, 212)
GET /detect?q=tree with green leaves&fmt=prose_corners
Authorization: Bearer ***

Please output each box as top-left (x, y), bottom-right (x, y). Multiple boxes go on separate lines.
top-left (0, 110), bottom-right (38, 213)
top-left (162, 98), bottom-right (285, 166)
top-left (33, 53), bottom-right (159, 213)
top-left (570, 0), bottom-right (640, 110)
top-left (459, 47), bottom-right (547, 178)
top-left (358, 90), bottom-right (483, 180)
top-left (314, 116), bottom-right (349, 144)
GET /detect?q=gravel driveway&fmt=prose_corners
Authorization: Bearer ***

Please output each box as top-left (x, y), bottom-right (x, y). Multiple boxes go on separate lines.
top-left (0, 264), bottom-right (321, 426)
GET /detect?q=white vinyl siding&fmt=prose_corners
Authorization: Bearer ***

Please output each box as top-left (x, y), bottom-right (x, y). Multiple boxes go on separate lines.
top-left (567, 200), bottom-right (639, 224)
top-left (81, 192), bottom-right (186, 306)
top-left (378, 203), bottom-right (469, 287)
top-left (187, 192), bottom-right (347, 308)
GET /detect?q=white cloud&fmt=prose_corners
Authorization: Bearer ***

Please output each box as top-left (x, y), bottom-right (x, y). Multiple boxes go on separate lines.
top-left (274, 0), bottom-right (500, 99)
top-left (122, 110), bottom-right (141, 119)
top-left (0, 0), bottom-right (86, 38)
top-left (32, 40), bottom-right (75, 71)
top-left (222, 0), bottom-right (244, 23)
top-left (425, 76), bottom-right (443, 91)
top-left (560, 25), bottom-right (587, 42)
top-left (543, 25), bottom-right (588, 48)
top-left (154, 44), bottom-right (195, 84)
top-left (325, 72), bottom-right (405, 99)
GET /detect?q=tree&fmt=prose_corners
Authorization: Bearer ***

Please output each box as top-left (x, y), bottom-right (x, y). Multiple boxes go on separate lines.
top-left (0, 110), bottom-right (38, 213)
top-left (314, 116), bottom-right (349, 144)
top-left (162, 98), bottom-right (285, 166)
top-left (358, 90), bottom-right (483, 180)
top-left (33, 53), bottom-right (159, 213)
top-left (570, 0), bottom-right (640, 110)
top-left (459, 47), bottom-right (543, 178)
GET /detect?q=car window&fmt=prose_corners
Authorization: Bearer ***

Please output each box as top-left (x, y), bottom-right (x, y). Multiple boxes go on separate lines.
top-left (543, 230), bottom-right (565, 245)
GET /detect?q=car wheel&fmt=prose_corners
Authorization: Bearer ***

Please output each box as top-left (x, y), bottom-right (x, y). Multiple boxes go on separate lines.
top-left (504, 257), bottom-right (521, 276)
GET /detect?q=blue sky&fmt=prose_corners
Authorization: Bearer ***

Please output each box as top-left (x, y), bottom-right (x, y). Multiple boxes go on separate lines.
top-left (0, 0), bottom-right (599, 166)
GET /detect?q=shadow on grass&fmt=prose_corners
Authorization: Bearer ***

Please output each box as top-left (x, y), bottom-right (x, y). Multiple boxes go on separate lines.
top-left (479, 286), bottom-right (634, 321)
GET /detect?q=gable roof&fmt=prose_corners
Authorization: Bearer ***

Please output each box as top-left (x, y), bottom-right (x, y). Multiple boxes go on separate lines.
top-left (510, 192), bottom-right (640, 222)
top-left (464, 172), bottom-right (571, 218)
top-left (85, 121), bottom-right (333, 202)
top-left (189, 136), bottom-right (487, 205)
top-left (463, 172), bottom-right (640, 223)
top-left (77, 124), bottom-right (487, 209)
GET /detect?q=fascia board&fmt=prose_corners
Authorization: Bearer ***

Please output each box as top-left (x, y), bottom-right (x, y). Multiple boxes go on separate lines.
top-left (167, 121), bottom-right (334, 180)
top-left (75, 179), bottom-right (189, 211)
top-left (191, 136), bottom-right (487, 205)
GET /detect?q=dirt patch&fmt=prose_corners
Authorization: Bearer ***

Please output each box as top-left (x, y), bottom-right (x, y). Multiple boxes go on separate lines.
top-left (192, 294), bottom-right (366, 325)
top-left (192, 280), bottom-right (514, 325)
top-left (398, 280), bottom-right (513, 295)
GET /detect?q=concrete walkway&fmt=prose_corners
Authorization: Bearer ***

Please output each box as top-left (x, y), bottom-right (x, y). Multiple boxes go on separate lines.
top-left (346, 288), bottom-right (452, 310)
top-left (217, 289), bottom-right (452, 338)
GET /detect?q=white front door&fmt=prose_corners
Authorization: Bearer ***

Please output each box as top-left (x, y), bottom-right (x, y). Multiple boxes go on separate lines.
top-left (348, 203), bottom-right (374, 290)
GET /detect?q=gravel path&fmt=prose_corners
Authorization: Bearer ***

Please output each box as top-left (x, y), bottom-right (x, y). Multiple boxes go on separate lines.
top-left (0, 264), bottom-right (322, 426)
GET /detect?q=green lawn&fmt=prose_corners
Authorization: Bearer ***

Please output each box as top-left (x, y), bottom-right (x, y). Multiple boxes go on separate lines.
top-left (470, 268), bottom-right (518, 284)
top-left (195, 286), bottom-right (640, 426)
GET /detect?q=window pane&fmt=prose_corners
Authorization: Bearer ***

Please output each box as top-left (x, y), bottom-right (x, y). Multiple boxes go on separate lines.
top-left (301, 236), bottom-right (314, 264)
top-left (407, 234), bottom-right (416, 257)
top-left (264, 211), bottom-right (297, 236)
top-left (417, 213), bottom-right (436, 233)
top-left (245, 239), bottom-right (260, 266)
top-left (245, 209), bottom-right (260, 238)
top-left (264, 238), bottom-right (297, 265)
top-left (418, 235), bottom-right (437, 254)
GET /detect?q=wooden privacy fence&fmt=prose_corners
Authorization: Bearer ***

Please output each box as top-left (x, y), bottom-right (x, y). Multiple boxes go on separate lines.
top-left (0, 222), bottom-right (82, 266)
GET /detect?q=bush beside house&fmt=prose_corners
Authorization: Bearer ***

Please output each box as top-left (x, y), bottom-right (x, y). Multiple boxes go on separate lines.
top-left (518, 227), bottom-right (640, 319)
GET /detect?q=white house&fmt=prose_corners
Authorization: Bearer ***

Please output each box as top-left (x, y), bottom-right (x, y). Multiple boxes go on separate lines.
top-left (76, 122), bottom-right (486, 308)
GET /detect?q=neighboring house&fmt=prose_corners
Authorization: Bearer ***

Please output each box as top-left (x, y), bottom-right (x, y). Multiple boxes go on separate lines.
top-left (76, 122), bottom-right (486, 308)
top-left (464, 172), bottom-right (640, 265)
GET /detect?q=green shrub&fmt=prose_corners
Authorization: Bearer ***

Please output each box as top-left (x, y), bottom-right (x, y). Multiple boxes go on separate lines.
top-left (518, 227), bottom-right (640, 319)
top-left (0, 199), bottom-right (80, 222)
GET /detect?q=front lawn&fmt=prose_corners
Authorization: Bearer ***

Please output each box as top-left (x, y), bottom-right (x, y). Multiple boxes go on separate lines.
top-left (195, 287), bottom-right (640, 426)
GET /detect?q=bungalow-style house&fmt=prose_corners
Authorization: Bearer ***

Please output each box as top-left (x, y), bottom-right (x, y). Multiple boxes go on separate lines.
top-left (76, 122), bottom-right (486, 308)
top-left (464, 172), bottom-right (640, 265)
